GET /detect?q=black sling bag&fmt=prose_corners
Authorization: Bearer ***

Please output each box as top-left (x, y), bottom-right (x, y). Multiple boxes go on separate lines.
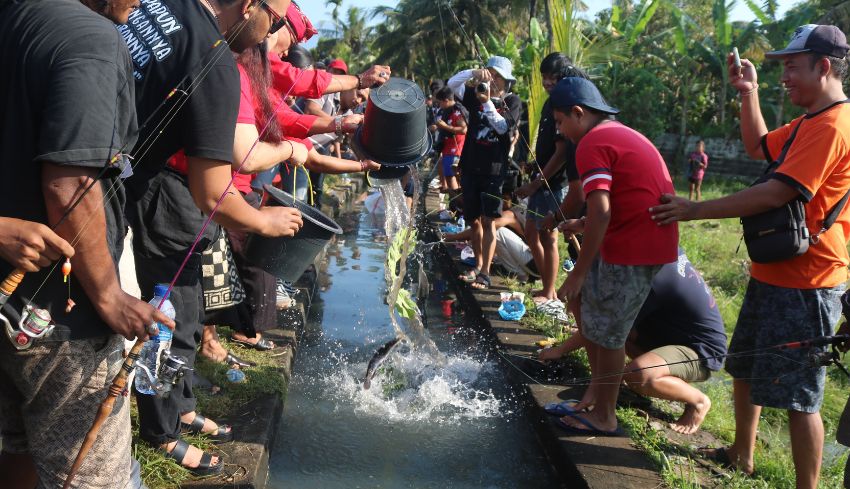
top-left (741, 100), bottom-right (850, 263)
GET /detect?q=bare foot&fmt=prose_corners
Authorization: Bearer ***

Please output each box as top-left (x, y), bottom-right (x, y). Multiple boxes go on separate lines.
top-left (670, 395), bottom-right (711, 435)
top-left (200, 336), bottom-right (228, 363)
top-left (161, 440), bottom-right (219, 469)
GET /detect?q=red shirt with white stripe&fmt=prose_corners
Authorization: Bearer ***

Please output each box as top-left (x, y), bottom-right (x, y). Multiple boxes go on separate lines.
top-left (576, 121), bottom-right (678, 265)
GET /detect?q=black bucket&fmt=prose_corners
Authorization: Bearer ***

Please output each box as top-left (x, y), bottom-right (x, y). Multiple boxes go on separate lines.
top-left (245, 185), bottom-right (342, 281)
top-left (351, 77), bottom-right (432, 167)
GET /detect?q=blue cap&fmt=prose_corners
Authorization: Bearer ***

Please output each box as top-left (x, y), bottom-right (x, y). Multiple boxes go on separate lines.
top-left (486, 56), bottom-right (516, 82)
top-left (154, 283), bottom-right (170, 299)
top-left (550, 77), bottom-right (619, 115)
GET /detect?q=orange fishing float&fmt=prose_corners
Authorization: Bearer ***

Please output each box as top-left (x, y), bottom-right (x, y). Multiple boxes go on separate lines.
top-left (62, 258), bottom-right (71, 283)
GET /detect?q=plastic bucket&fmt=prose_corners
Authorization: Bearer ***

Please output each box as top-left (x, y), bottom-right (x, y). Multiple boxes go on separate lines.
top-left (351, 77), bottom-right (432, 167)
top-left (245, 185), bottom-right (342, 281)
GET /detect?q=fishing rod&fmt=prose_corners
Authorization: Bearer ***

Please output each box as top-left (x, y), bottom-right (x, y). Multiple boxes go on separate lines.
top-left (440, 1), bottom-right (571, 227)
top-left (64, 35), bottom-right (308, 489)
top-left (3, 16), bottom-right (253, 336)
top-left (533, 334), bottom-right (850, 388)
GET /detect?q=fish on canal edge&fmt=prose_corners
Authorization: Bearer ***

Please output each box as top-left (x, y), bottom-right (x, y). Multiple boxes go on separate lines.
top-left (363, 337), bottom-right (403, 389)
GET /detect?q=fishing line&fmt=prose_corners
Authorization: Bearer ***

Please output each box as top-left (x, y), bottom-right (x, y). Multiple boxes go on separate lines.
top-left (21, 14), bottom-right (255, 306)
top-left (443, 2), bottom-right (570, 225)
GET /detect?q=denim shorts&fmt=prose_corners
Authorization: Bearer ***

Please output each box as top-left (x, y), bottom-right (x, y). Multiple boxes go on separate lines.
top-left (527, 185), bottom-right (567, 227)
top-left (441, 155), bottom-right (458, 177)
top-left (581, 258), bottom-right (662, 349)
top-left (725, 277), bottom-right (844, 413)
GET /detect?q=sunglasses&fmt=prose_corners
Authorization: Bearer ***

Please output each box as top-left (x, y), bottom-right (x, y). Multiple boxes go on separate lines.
top-left (258, 0), bottom-right (287, 35)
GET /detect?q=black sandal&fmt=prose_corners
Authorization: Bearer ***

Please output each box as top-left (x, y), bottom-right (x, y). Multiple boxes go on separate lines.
top-left (163, 438), bottom-right (223, 477)
top-left (471, 272), bottom-right (491, 290)
top-left (231, 336), bottom-right (275, 351)
top-left (225, 351), bottom-right (255, 368)
top-left (181, 414), bottom-right (234, 443)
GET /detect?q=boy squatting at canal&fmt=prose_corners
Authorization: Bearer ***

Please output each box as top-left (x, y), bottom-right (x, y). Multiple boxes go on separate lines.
top-left (551, 76), bottom-right (679, 436)
top-left (651, 24), bottom-right (850, 489)
top-left (539, 249), bottom-right (727, 435)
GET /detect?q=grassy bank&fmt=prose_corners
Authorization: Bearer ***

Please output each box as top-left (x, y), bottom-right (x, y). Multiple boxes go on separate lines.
top-left (135, 327), bottom-right (288, 488)
top-left (515, 175), bottom-right (850, 488)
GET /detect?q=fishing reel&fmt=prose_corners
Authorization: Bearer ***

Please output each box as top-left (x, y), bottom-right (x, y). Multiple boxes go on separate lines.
top-left (807, 334), bottom-right (850, 379)
top-left (2, 304), bottom-right (55, 351)
top-left (135, 349), bottom-right (191, 398)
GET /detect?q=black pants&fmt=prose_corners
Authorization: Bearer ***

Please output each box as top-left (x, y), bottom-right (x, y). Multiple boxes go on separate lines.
top-left (134, 253), bottom-right (204, 446)
top-left (227, 191), bottom-right (277, 336)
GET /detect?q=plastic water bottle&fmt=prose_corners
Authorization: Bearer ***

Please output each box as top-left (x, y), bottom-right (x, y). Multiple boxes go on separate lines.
top-left (135, 284), bottom-right (176, 395)
top-left (226, 368), bottom-right (246, 383)
top-left (457, 216), bottom-right (465, 229)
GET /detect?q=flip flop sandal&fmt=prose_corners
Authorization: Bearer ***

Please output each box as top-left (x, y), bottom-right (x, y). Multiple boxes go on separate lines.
top-left (699, 447), bottom-right (756, 477)
top-left (471, 272), bottom-right (491, 290)
top-left (181, 414), bottom-right (234, 443)
top-left (231, 336), bottom-right (275, 351)
top-left (458, 269), bottom-right (478, 283)
top-left (556, 414), bottom-right (624, 437)
top-left (224, 351), bottom-right (255, 368)
top-left (163, 438), bottom-right (224, 477)
top-left (543, 399), bottom-right (583, 416)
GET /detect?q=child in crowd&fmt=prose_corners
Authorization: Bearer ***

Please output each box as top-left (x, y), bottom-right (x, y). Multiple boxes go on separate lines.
top-left (433, 86), bottom-right (468, 193)
top-left (687, 140), bottom-right (709, 201)
top-left (552, 77), bottom-right (678, 435)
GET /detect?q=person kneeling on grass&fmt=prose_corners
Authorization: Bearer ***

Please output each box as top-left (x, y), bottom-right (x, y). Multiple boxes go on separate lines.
top-left (540, 249), bottom-right (727, 434)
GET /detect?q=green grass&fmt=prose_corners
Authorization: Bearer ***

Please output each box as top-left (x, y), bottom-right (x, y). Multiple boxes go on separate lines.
top-left (508, 176), bottom-right (850, 488)
top-left (135, 326), bottom-right (289, 488)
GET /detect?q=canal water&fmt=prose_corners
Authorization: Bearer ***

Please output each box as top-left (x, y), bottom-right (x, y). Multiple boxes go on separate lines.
top-left (268, 206), bottom-right (561, 489)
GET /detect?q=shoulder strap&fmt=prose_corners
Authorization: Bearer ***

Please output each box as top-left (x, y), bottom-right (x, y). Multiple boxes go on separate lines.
top-left (808, 99), bottom-right (850, 240)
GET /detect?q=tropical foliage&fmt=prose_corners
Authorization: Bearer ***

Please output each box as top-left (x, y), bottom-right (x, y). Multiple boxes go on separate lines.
top-left (313, 0), bottom-right (848, 160)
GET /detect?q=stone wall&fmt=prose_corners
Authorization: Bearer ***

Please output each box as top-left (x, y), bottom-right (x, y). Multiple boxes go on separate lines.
top-left (654, 133), bottom-right (768, 180)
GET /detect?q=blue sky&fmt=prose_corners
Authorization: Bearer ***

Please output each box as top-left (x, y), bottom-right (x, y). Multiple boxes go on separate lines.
top-left (299, 0), bottom-right (796, 48)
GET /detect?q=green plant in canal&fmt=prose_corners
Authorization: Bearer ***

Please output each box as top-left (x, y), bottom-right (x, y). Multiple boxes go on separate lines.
top-left (386, 227), bottom-right (419, 319)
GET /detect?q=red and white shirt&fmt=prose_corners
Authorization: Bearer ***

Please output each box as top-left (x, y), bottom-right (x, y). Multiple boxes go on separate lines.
top-left (576, 122), bottom-right (678, 265)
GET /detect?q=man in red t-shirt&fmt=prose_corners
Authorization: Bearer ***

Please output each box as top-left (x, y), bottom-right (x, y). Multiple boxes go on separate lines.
top-left (551, 77), bottom-right (678, 436)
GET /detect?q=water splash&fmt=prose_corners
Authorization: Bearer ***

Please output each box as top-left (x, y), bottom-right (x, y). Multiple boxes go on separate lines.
top-left (322, 346), bottom-right (507, 424)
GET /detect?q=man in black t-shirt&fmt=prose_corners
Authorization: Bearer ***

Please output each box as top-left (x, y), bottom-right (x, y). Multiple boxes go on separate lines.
top-left (0, 2), bottom-right (174, 487)
top-left (540, 250), bottom-right (727, 435)
top-left (447, 56), bottom-right (522, 290)
top-left (120, 0), bottom-right (302, 475)
top-left (516, 53), bottom-right (588, 310)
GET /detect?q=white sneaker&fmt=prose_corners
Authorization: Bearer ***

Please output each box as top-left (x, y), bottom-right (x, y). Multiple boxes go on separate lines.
top-left (276, 280), bottom-right (293, 309)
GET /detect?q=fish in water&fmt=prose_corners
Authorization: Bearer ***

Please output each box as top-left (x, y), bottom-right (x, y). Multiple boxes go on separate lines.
top-left (417, 261), bottom-right (430, 299)
top-left (363, 337), bottom-right (403, 389)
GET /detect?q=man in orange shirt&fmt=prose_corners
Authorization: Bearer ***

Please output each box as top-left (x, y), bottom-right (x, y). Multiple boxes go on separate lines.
top-left (650, 25), bottom-right (850, 489)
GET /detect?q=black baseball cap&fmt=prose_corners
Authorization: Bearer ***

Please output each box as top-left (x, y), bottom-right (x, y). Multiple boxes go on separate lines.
top-left (549, 77), bottom-right (619, 115)
top-left (766, 24), bottom-right (850, 58)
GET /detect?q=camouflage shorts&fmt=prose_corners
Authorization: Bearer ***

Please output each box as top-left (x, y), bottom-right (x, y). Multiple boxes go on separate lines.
top-left (726, 278), bottom-right (844, 413)
top-left (581, 258), bottom-right (662, 350)
top-left (0, 334), bottom-right (135, 488)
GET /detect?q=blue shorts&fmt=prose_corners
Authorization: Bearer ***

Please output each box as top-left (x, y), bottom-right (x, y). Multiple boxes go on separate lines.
top-left (527, 185), bottom-right (567, 228)
top-left (441, 155), bottom-right (458, 177)
top-left (725, 277), bottom-right (844, 413)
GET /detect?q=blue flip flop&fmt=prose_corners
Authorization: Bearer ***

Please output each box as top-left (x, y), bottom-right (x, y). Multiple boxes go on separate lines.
top-left (555, 414), bottom-right (624, 437)
top-left (543, 399), bottom-right (582, 416)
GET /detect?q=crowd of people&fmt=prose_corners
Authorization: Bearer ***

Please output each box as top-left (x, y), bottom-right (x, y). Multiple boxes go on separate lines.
top-left (430, 23), bottom-right (850, 489)
top-left (0, 0), bottom-right (394, 486)
top-left (2, 0), bottom-right (850, 487)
